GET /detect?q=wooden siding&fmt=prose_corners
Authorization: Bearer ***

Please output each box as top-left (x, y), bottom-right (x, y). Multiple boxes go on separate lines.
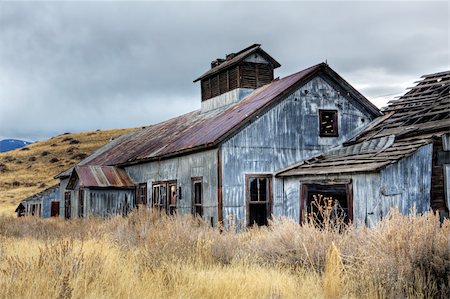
top-left (221, 76), bottom-right (375, 226)
top-left (431, 138), bottom-right (447, 211)
top-left (125, 149), bottom-right (219, 223)
top-left (88, 189), bottom-right (135, 217)
top-left (279, 144), bottom-right (433, 227)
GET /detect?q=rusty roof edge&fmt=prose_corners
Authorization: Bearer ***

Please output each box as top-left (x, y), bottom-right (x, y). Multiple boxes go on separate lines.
top-left (117, 143), bottom-right (218, 167)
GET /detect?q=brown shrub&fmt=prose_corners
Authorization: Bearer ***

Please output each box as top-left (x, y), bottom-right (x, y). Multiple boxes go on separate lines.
top-left (69, 139), bottom-right (80, 144)
top-left (0, 163), bottom-right (7, 172)
top-left (41, 151), bottom-right (50, 156)
top-left (28, 156), bottom-right (36, 162)
top-left (49, 158), bottom-right (59, 163)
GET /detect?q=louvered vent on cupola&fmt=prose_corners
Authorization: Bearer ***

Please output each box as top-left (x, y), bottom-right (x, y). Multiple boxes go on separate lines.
top-left (194, 44), bottom-right (281, 102)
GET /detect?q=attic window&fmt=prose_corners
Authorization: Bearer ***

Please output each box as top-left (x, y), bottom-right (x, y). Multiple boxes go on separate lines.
top-left (319, 110), bottom-right (338, 137)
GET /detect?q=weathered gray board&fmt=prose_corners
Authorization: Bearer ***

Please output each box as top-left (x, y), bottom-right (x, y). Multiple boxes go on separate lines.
top-left (278, 144), bottom-right (433, 227)
top-left (89, 189), bottom-right (135, 217)
top-left (220, 76), bottom-right (375, 226)
top-left (125, 149), bottom-right (219, 223)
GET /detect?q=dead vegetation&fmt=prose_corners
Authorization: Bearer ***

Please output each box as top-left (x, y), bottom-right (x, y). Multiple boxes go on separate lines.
top-left (0, 128), bottom-right (138, 215)
top-left (0, 210), bottom-right (448, 298)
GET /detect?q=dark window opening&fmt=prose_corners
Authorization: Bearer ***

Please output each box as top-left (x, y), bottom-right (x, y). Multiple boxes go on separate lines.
top-left (51, 201), bottom-right (60, 217)
top-left (192, 178), bottom-right (203, 217)
top-left (152, 181), bottom-right (177, 215)
top-left (136, 183), bottom-right (148, 206)
top-left (78, 189), bottom-right (85, 218)
top-left (246, 175), bottom-right (272, 226)
top-left (301, 183), bottom-right (353, 225)
top-left (64, 191), bottom-right (71, 219)
top-left (319, 110), bottom-right (338, 137)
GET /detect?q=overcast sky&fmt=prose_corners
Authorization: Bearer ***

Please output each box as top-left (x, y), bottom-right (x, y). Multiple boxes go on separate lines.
top-left (0, 1), bottom-right (448, 142)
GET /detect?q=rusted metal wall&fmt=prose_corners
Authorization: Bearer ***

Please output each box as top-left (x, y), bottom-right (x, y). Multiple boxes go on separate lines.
top-left (280, 144), bottom-right (433, 227)
top-left (221, 76), bottom-right (375, 226)
top-left (125, 149), bottom-right (219, 223)
top-left (88, 189), bottom-right (135, 217)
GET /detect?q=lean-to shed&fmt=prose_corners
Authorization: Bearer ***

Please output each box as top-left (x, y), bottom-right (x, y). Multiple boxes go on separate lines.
top-left (277, 70), bottom-right (450, 226)
top-left (16, 184), bottom-right (60, 218)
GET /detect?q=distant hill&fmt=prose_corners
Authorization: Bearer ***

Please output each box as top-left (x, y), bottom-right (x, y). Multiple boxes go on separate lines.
top-left (0, 128), bottom-right (138, 215)
top-left (0, 139), bottom-right (32, 153)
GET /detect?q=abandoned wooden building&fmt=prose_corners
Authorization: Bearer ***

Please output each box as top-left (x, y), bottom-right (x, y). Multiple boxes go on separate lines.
top-left (16, 184), bottom-right (60, 218)
top-left (277, 70), bottom-right (450, 226)
top-left (51, 44), bottom-right (383, 226)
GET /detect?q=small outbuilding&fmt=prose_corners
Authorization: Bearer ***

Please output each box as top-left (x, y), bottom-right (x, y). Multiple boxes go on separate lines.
top-left (16, 184), bottom-right (60, 218)
top-left (276, 70), bottom-right (450, 226)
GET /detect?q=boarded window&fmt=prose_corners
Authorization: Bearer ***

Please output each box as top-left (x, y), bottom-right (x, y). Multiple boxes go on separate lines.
top-left (64, 191), bottom-right (71, 219)
top-left (152, 181), bottom-right (177, 215)
top-left (192, 178), bottom-right (203, 217)
top-left (51, 201), bottom-right (60, 217)
top-left (319, 110), bottom-right (338, 137)
top-left (301, 182), bottom-right (353, 225)
top-left (246, 175), bottom-right (272, 226)
top-left (78, 189), bottom-right (85, 218)
top-left (136, 183), bottom-right (148, 206)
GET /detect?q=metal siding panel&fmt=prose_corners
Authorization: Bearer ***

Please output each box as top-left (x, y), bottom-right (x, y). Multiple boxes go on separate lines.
top-left (221, 77), bottom-right (374, 225)
top-left (125, 149), bottom-right (218, 223)
top-left (380, 144), bottom-right (433, 216)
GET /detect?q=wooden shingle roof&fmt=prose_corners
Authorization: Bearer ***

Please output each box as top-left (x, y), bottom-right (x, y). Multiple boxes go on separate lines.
top-left (278, 70), bottom-right (450, 176)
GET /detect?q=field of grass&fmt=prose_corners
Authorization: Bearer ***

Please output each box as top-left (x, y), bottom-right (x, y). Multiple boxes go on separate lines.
top-left (0, 128), bottom-right (137, 215)
top-left (0, 210), bottom-right (448, 298)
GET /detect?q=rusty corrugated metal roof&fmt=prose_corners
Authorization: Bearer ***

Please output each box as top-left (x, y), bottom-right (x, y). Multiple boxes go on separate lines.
top-left (277, 70), bottom-right (450, 176)
top-left (69, 166), bottom-right (134, 188)
top-left (57, 62), bottom-right (380, 178)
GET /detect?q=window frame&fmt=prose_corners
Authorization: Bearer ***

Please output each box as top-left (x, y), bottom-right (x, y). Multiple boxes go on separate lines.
top-left (191, 177), bottom-right (203, 218)
top-left (136, 183), bottom-right (148, 207)
top-left (319, 109), bottom-right (339, 137)
top-left (152, 180), bottom-right (177, 215)
top-left (299, 180), bottom-right (353, 224)
top-left (245, 174), bottom-right (273, 226)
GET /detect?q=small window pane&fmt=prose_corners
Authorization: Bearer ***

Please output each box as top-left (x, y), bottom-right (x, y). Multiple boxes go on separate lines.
top-left (194, 182), bottom-right (202, 205)
top-left (259, 178), bottom-right (267, 202)
top-left (250, 178), bottom-right (258, 201)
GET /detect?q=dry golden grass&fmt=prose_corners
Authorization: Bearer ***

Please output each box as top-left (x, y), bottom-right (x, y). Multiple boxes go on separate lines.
top-left (0, 209), bottom-right (448, 299)
top-left (0, 128), bottom-right (138, 215)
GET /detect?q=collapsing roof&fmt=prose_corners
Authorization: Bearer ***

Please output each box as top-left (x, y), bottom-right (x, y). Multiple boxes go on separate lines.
top-left (278, 70), bottom-right (450, 176)
top-left (56, 62), bottom-right (381, 179)
top-left (66, 166), bottom-right (135, 189)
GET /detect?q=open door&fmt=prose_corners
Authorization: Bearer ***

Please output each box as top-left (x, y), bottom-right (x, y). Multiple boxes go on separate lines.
top-left (300, 181), bottom-right (353, 224)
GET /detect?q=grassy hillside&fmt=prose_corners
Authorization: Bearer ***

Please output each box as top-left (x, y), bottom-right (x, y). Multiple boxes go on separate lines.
top-left (0, 128), bottom-right (138, 215)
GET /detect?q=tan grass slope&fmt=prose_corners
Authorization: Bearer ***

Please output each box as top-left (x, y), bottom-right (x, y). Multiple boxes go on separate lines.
top-left (0, 128), bottom-right (138, 215)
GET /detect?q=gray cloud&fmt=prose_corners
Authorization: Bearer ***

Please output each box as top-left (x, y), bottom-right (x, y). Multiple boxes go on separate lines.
top-left (0, 1), bottom-right (448, 141)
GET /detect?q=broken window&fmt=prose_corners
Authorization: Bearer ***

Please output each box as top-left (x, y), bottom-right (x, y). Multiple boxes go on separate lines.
top-left (78, 189), bottom-right (85, 218)
top-left (319, 110), bottom-right (338, 137)
top-left (301, 182), bottom-right (352, 225)
top-left (152, 181), bottom-right (177, 215)
top-left (192, 178), bottom-right (203, 217)
top-left (64, 191), bottom-right (71, 219)
top-left (136, 183), bottom-right (148, 206)
top-left (246, 175), bottom-right (272, 226)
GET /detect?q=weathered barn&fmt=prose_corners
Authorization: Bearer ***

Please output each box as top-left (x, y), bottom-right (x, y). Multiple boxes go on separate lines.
top-left (55, 44), bottom-right (381, 226)
top-left (277, 70), bottom-right (450, 227)
top-left (15, 184), bottom-right (60, 218)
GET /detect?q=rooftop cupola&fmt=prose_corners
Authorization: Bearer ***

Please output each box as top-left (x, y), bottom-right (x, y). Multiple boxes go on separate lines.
top-left (194, 44), bottom-right (281, 107)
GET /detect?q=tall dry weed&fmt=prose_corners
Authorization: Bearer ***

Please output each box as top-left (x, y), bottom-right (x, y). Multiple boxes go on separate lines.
top-left (0, 208), bottom-right (448, 298)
